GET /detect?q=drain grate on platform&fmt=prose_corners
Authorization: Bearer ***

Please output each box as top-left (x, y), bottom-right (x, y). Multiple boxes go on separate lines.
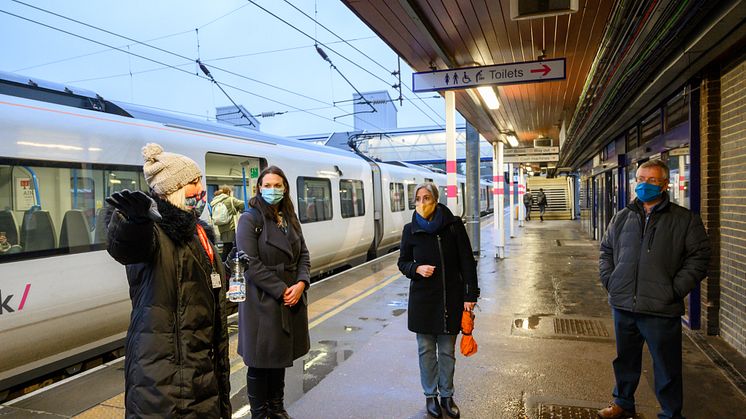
top-left (539, 404), bottom-right (644, 418)
top-left (553, 318), bottom-right (609, 337)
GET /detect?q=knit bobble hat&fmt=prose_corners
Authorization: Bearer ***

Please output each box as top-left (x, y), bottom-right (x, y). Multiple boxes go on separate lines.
top-left (141, 143), bottom-right (202, 196)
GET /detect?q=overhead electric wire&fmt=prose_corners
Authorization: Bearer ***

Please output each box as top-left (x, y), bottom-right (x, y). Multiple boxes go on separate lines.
top-left (9, 0), bottom-right (339, 108)
top-left (0, 9), bottom-right (361, 130)
top-left (10, 0), bottom-right (246, 72)
top-left (280, 0), bottom-right (445, 126)
top-left (247, 0), bottom-right (446, 128)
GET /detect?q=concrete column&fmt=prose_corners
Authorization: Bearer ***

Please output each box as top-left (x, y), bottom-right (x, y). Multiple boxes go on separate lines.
top-left (494, 141), bottom-right (505, 258)
top-left (678, 155), bottom-right (686, 205)
top-left (509, 163), bottom-right (515, 238)
top-left (465, 122), bottom-right (480, 257)
top-left (518, 166), bottom-right (525, 227)
top-left (445, 91), bottom-right (457, 212)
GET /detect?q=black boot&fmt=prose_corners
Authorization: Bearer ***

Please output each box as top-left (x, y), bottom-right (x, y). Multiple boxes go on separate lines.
top-left (426, 397), bottom-right (442, 418)
top-left (267, 368), bottom-right (292, 419)
top-left (440, 397), bottom-right (460, 418)
top-left (246, 368), bottom-right (269, 419)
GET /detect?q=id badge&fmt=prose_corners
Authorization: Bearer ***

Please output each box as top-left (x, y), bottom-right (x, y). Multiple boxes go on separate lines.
top-left (210, 271), bottom-right (222, 288)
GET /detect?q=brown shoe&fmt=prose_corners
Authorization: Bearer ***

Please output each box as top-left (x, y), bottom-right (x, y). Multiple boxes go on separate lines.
top-left (597, 402), bottom-right (635, 419)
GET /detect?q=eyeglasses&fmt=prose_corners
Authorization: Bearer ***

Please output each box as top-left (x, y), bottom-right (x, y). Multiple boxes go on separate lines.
top-left (635, 176), bottom-right (665, 185)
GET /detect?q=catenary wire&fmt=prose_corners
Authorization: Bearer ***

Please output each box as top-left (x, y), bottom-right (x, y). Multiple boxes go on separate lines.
top-left (280, 0), bottom-right (446, 126)
top-left (0, 8), bottom-right (362, 130)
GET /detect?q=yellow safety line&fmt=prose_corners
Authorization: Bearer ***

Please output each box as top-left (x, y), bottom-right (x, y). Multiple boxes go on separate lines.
top-left (230, 271), bottom-right (403, 374)
top-left (308, 272), bottom-right (402, 329)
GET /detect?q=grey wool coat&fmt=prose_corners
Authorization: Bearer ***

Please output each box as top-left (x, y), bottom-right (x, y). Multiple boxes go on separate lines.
top-left (235, 206), bottom-right (311, 368)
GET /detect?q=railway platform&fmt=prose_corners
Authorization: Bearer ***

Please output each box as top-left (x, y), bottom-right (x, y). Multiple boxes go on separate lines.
top-left (2, 215), bottom-right (745, 418)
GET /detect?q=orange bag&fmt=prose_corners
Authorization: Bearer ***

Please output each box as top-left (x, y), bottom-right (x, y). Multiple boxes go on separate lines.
top-left (460, 310), bottom-right (478, 356)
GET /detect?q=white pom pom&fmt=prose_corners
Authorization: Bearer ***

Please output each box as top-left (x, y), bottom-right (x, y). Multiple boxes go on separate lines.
top-left (141, 143), bottom-right (164, 162)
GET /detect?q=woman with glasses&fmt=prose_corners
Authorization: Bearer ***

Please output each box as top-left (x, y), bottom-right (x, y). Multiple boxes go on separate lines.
top-left (398, 182), bottom-right (479, 419)
top-left (106, 143), bottom-right (231, 418)
top-left (232, 165), bottom-right (310, 419)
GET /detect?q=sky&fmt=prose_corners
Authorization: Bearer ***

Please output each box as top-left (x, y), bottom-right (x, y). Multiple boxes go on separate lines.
top-left (0, 0), bottom-right (465, 137)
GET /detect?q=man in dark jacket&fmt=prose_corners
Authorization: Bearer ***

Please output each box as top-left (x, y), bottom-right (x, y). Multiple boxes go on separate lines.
top-left (107, 144), bottom-right (231, 418)
top-left (523, 188), bottom-right (533, 221)
top-left (597, 160), bottom-right (710, 419)
top-left (536, 188), bottom-right (547, 221)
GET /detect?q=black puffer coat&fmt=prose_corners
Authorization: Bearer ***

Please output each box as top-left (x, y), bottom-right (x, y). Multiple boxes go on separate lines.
top-left (235, 206), bottom-right (310, 368)
top-left (398, 204), bottom-right (480, 335)
top-left (107, 196), bottom-right (231, 419)
top-left (599, 193), bottom-right (711, 317)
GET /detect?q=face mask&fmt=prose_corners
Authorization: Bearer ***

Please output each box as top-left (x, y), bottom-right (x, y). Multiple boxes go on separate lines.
top-left (635, 182), bottom-right (662, 203)
top-left (261, 187), bottom-right (285, 205)
top-left (185, 191), bottom-right (206, 216)
top-left (416, 202), bottom-right (437, 219)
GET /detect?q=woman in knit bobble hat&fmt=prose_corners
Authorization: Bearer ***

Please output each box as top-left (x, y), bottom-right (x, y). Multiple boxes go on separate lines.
top-left (106, 143), bottom-right (231, 418)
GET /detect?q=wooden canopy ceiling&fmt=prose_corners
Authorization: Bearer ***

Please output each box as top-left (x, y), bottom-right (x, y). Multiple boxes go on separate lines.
top-left (342, 0), bottom-right (614, 147)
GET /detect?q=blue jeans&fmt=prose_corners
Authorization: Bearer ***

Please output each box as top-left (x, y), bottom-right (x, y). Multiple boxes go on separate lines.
top-left (612, 308), bottom-right (684, 419)
top-left (416, 333), bottom-right (457, 398)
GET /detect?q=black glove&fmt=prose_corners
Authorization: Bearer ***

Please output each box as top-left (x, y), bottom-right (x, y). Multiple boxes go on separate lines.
top-left (105, 190), bottom-right (162, 223)
top-left (224, 248), bottom-right (251, 271)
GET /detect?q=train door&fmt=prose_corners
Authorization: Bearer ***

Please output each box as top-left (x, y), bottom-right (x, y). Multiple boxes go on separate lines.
top-left (592, 177), bottom-right (599, 240)
top-left (204, 152), bottom-right (265, 255)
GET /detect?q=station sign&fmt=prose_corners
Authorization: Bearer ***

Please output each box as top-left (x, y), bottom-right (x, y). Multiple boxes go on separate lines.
top-left (504, 146), bottom-right (559, 155)
top-left (503, 154), bottom-right (559, 163)
top-left (412, 58), bottom-right (566, 92)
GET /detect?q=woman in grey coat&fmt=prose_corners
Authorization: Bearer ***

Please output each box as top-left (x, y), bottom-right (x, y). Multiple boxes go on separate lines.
top-left (233, 166), bottom-right (310, 419)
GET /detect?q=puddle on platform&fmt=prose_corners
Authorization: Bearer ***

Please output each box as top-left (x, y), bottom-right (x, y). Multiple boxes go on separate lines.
top-left (391, 308), bottom-right (406, 317)
top-left (387, 300), bottom-right (407, 307)
top-left (303, 340), bottom-right (353, 393)
top-left (513, 314), bottom-right (551, 330)
top-left (343, 325), bottom-right (361, 332)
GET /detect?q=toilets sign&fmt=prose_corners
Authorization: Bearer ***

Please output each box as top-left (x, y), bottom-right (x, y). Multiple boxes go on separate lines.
top-left (412, 58), bottom-right (565, 92)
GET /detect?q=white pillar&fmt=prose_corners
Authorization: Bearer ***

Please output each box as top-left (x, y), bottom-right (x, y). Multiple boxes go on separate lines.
top-left (494, 141), bottom-right (505, 258)
top-left (518, 166), bottom-right (525, 227)
top-left (445, 91), bottom-right (457, 212)
top-left (678, 155), bottom-right (686, 205)
top-left (509, 163), bottom-right (515, 238)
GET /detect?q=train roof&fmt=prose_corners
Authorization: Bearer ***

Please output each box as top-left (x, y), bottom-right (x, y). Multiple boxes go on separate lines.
top-left (0, 70), bottom-right (360, 159)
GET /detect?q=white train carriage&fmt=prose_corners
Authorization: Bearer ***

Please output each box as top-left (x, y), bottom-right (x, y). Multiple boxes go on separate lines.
top-left (0, 71), bottom-right (489, 393)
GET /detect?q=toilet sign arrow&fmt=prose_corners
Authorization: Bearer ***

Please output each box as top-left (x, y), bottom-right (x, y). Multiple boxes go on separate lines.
top-left (530, 64), bottom-right (551, 76)
top-left (412, 58), bottom-right (565, 92)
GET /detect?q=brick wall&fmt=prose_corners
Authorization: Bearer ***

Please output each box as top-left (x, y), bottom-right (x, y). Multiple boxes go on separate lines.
top-left (718, 55), bottom-right (746, 355)
top-left (699, 72), bottom-right (721, 336)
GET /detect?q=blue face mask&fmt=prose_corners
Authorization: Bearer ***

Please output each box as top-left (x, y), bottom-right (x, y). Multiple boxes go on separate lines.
top-left (635, 182), bottom-right (662, 203)
top-left (184, 190), bottom-right (206, 216)
top-left (261, 187), bottom-right (285, 205)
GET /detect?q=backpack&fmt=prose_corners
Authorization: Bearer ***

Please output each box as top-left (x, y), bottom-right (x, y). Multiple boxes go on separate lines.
top-left (212, 200), bottom-right (233, 226)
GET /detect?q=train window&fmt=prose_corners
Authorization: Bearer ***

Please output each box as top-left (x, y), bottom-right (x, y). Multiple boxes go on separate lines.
top-left (0, 159), bottom-right (147, 262)
top-left (297, 177), bottom-right (333, 223)
top-left (389, 183), bottom-right (406, 212)
top-left (339, 179), bottom-right (365, 218)
top-left (407, 184), bottom-right (416, 209)
top-left (438, 186), bottom-right (447, 204)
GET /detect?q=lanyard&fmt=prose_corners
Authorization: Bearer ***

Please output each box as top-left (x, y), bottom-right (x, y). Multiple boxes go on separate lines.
top-left (195, 224), bottom-right (214, 266)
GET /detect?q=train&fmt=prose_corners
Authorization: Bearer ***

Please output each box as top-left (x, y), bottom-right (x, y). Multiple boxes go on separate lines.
top-left (0, 71), bottom-right (495, 393)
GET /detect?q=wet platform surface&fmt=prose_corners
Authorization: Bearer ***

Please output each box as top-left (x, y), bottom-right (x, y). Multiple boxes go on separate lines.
top-left (2, 214), bottom-right (745, 418)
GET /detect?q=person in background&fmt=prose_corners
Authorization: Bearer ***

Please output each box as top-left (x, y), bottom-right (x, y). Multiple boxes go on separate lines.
top-left (523, 188), bottom-right (534, 221)
top-left (598, 159), bottom-right (710, 419)
top-left (536, 188), bottom-right (548, 222)
top-left (232, 166), bottom-right (310, 419)
top-left (398, 182), bottom-right (480, 419)
top-left (106, 143), bottom-right (231, 418)
top-left (210, 185), bottom-right (245, 259)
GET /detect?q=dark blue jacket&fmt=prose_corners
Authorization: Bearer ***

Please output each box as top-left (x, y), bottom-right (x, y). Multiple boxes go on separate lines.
top-left (599, 193), bottom-right (711, 317)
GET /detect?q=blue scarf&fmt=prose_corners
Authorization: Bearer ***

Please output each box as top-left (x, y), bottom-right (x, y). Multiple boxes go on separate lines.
top-left (415, 207), bottom-right (444, 234)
